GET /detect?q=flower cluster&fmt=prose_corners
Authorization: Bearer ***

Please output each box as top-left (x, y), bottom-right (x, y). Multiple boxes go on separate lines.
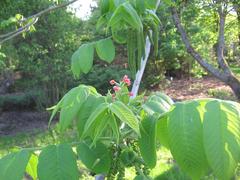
top-left (122, 75), bottom-right (131, 86)
top-left (109, 75), bottom-right (133, 98)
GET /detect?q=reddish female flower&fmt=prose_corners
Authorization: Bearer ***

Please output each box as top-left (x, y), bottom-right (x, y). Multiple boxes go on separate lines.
top-left (129, 92), bottom-right (134, 97)
top-left (123, 75), bottom-right (129, 80)
top-left (110, 80), bottom-right (116, 85)
top-left (122, 75), bottom-right (131, 86)
top-left (113, 86), bottom-right (121, 92)
top-left (124, 79), bottom-right (131, 86)
top-left (111, 94), bottom-right (116, 99)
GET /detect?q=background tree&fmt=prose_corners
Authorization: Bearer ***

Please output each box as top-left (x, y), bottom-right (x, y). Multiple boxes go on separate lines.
top-left (0, 0), bottom-right (83, 105)
top-left (171, 0), bottom-right (240, 99)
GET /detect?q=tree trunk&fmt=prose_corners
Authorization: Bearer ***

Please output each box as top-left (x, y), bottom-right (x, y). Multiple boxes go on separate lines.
top-left (171, 5), bottom-right (240, 101)
top-left (226, 75), bottom-right (240, 100)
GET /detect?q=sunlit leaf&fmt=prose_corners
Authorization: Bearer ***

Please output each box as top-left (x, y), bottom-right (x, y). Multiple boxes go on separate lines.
top-left (110, 101), bottom-right (140, 135)
top-left (168, 101), bottom-right (209, 179)
top-left (26, 154), bottom-right (38, 180)
top-left (203, 100), bottom-right (240, 180)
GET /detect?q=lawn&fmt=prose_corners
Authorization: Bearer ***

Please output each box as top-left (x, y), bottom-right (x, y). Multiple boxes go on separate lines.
top-left (231, 65), bottom-right (240, 77)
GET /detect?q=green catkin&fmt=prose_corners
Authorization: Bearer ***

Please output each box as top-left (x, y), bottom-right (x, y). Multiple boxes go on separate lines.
top-left (127, 29), bottom-right (137, 75)
top-left (147, 20), bottom-right (159, 58)
top-left (152, 22), bottom-right (159, 57)
top-left (143, 166), bottom-right (151, 176)
top-left (137, 30), bottom-right (143, 71)
top-left (117, 162), bottom-right (125, 180)
top-left (107, 144), bottom-right (119, 180)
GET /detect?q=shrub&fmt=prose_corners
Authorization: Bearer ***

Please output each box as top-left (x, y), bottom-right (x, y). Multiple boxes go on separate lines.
top-left (79, 65), bottom-right (132, 94)
top-left (0, 90), bottom-right (45, 111)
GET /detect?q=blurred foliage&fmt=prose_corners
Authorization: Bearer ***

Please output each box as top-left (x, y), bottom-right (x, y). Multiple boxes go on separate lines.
top-left (0, 0), bottom-right (84, 106)
top-left (80, 64), bottom-right (131, 95)
top-left (0, 90), bottom-right (45, 111)
top-left (156, 0), bottom-right (239, 79)
top-left (207, 88), bottom-right (237, 101)
top-left (0, 0), bottom-right (239, 108)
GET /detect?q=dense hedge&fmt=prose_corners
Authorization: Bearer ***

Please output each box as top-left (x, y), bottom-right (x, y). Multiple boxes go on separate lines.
top-left (0, 91), bottom-right (44, 111)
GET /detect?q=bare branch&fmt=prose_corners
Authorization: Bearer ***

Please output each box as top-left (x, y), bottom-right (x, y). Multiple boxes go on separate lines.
top-left (0, 0), bottom-right (78, 45)
top-left (171, 6), bottom-right (228, 82)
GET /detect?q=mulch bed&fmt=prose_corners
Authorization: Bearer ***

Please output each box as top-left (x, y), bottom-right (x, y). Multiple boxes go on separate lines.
top-left (162, 76), bottom-right (234, 101)
top-left (0, 111), bottom-right (49, 136)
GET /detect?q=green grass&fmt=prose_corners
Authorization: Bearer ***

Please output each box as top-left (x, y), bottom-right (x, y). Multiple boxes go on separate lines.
top-left (207, 88), bottom-right (237, 101)
top-left (231, 65), bottom-right (240, 77)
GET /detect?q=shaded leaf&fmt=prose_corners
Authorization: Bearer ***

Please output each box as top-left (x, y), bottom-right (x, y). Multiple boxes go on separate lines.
top-left (156, 114), bottom-right (169, 148)
top-left (77, 141), bottom-right (111, 174)
top-left (96, 38), bottom-right (115, 63)
top-left (139, 115), bottom-right (157, 168)
top-left (0, 150), bottom-right (31, 180)
top-left (59, 86), bottom-right (89, 131)
top-left (37, 144), bottom-right (79, 180)
top-left (82, 103), bottom-right (109, 138)
top-left (77, 95), bottom-right (105, 137)
top-left (71, 43), bottom-right (94, 77)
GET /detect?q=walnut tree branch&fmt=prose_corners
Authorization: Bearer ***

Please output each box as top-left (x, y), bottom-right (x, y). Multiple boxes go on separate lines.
top-left (171, 6), bottom-right (229, 82)
top-left (0, 18), bottom-right (38, 44)
top-left (0, 0), bottom-right (78, 45)
top-left (216, 4), bottom-right (232, 75)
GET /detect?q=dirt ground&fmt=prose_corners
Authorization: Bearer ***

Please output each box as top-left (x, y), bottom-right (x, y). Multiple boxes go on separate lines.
top-left (0, 111), bottom-right (50, 136)
top-left (0, 76), bottom-right (235, 136)
top-left (163, 76), bottom-right (234, 101)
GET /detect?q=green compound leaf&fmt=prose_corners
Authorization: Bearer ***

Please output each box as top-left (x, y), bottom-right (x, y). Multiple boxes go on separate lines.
top-left (156, 114), bottom-right (169, 148)
top-left (145, 0), bottom-right (158, 9)
top-left (96, 38), bottom-right (115, 63)
top-left (139, 115), bottom-right (157, 168)
top-left (77, 140), bottom-right (112, 175)
top-left (71, 49), bottom-right (82, 78)
top-left (59, 86), bottom-right (89, 131)
top-left (71, 43), bottom-right (94, 77)
top-left (167, 101), bottom-right (209, 179)
top-left (26, 154), bottom-right (38, 180)
top-left (203, 100), bottom-right (240, 180)
top-left (110, 101), bottom-right (140, 135)
top-left (77, 95), bottom-right (105, 138)
top-left (0, 150), bottom-right (31, 180)
top-left (109, 2), bottom-right (143, 31)
top-left (37, 144), bottom-right (79, 180)
top-left (142, 92), bottom-right (173, 116)
top-left (82, 103), bottom-right (109, 138)
top-left (100, 0), bottom-right (110, 15)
